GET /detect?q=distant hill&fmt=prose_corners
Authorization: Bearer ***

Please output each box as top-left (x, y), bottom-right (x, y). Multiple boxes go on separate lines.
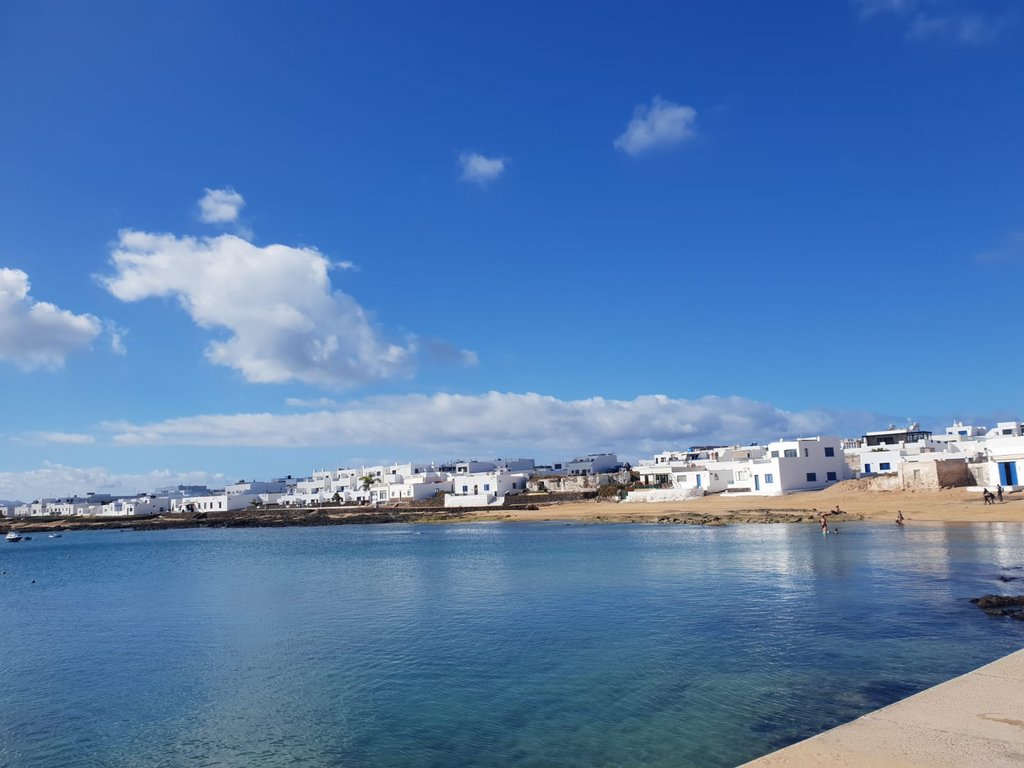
top-left (0, 499), bottom-right (22, 508)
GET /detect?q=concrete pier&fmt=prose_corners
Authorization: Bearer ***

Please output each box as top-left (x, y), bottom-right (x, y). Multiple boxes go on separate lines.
top-left (741, 648), bottom-right (1024, 767)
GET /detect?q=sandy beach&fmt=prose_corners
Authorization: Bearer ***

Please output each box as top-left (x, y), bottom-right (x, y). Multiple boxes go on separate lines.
top-left (5, 482), bottom-right (1024, 533)
top-left (461, 483), bottom-right (1024, 526)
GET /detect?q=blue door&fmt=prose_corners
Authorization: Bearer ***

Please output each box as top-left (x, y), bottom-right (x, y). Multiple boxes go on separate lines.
top-left (864, 463), bottom-right (871, 474)
top-left (1000, 462), bottom-right (1018, 485)
top-left (754, 475), bottom-right (760, 491)
top-left (696, 475), bottom-right (702, 488)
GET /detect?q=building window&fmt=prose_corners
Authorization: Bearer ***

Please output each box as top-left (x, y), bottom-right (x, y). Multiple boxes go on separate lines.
top-left (462, 485), bottom-right (468, 493)
top-left (784, 449), bottom-right (797, 458)
top-left (803, 448), bottom-right (809, 457)
top-left (806, 473), bottom-right (817, 482)
top-left (958, 430), bottom-right (967, 436)
top-left (765, 474), bottom-right (774, 484)
top-left (827, 471), bottom-right (837, 481)
top-left (824, 447), bottom-right (835, 457)
top-left (484, 484), bottom-right (490, 491)
top-left (771, 451), bottom-right (779, 458)
top-left (880, 462), bottom-right (891, 471)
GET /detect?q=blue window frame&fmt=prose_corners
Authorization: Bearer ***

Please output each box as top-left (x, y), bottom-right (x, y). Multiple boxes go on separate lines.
top-left (484, 484), bottom-right (490, 491)
top-left (827, 471), bottom-right (837, 481)
top-left (824, 447), bottom-right (835, 457)
top-left (806, 472), bottom-right (817, 482)
top-left (462, 485), bottom-right (468, 493)
top-left (765, 474), bottom-right (774, 484)
top-left (880, 462), bottom-right (891, 471)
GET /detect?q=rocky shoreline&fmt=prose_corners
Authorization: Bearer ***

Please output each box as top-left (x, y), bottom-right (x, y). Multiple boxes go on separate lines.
top-left (0, 502), bottom-right (867, 533)
top-left (0, 506), bottom-right (477, 533)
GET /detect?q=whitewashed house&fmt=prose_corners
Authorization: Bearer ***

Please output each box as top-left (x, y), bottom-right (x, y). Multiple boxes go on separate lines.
top-left (445, 470), bottom-right (529, 507)
top-left (100, 495), bottom-right (172, 517)
top-left (172, 492), bottom-right (255, 513)
top-left (708, 436), bottom-right (848, 496)
top-left (565, 453), bottom-right (619, 475)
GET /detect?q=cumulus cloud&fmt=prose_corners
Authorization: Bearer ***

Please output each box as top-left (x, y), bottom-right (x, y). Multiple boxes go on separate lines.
top-left (614, 96), bottom-right (697, 156)
top-left (99, 230), bottom-right (418, 388)
top-left (101, 391), bottom-right (860, 455)
top-left (458, 152), bottom-right (506, 185)
top-left (0, 463), bottom-right (226, 503)
top-left (199, 187), bottom-right (245, 223)
top-left (0, 268), bottom-right (102, 371)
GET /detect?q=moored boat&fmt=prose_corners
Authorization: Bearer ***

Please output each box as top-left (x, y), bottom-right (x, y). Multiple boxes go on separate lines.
top-left (6, 531), bottom-right (23, 542)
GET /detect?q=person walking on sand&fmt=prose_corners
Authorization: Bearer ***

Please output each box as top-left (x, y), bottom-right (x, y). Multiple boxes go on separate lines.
top-left (982, 489), bottom-right (994, 505)
top-left (997, 484), bottom-right (1004, 503)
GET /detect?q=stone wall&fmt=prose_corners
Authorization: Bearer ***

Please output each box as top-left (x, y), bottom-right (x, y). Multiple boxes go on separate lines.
top-left (898, 459), bottom-right (972, 490)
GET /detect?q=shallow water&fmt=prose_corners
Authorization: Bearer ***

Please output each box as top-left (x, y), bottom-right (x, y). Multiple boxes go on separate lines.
top-left (1, 522), bottom-right (1022, 767)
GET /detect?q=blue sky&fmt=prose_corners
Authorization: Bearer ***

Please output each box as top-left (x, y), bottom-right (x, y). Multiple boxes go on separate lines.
top-left (1, 0), bottom-right (1022, 499)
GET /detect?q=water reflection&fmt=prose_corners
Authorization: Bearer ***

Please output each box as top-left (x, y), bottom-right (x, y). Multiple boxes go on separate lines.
top-left (2, 523), bottom-right (1023, 768)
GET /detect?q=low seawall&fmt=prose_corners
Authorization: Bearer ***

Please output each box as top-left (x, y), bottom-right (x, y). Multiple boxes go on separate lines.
top-left (741, 647), bottom-right (1024, 767)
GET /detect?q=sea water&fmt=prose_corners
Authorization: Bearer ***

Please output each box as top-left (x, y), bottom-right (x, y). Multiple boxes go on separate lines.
top-left (1, 522), bottom-right (1022, 767)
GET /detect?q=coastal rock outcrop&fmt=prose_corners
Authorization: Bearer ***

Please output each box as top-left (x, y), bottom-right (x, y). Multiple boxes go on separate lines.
top-left (970, 594), bottom-right (1024, 619)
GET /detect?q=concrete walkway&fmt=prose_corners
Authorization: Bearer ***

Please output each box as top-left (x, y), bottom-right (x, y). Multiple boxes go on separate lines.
top-left (741, 648), bottom-right (1024, 767)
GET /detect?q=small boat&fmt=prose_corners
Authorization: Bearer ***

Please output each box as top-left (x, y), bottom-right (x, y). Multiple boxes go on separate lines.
top-left (48, 533), bottom-right (62, 539)
top-left (6, 531), bottom-right (23, 542)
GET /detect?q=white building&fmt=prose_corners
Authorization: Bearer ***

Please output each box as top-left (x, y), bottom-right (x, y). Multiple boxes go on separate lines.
top-left (565, 453), bottom-right (619, 476)
top-left (172, 493), bottom-right (255, 514)
top-left (100, 495), bottom-right (172, 517)
top-left (445, 470), bottom-right (529, 507)
top-left (707, 436), bottom-right (848, 496)
top-left (844, 425), bottom-right (949, 476)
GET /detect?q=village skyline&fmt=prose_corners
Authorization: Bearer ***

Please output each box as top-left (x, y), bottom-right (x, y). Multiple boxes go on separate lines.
top-left (3, 2), bottom-right (1023, 502)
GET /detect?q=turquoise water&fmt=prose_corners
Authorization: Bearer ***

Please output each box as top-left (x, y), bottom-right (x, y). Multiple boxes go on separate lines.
top-left (1, 522), bottom-right (1022, 767)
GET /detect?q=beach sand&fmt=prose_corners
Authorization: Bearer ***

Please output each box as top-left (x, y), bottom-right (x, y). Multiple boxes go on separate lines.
top-left (460, 484), bottom-right (1024, 526)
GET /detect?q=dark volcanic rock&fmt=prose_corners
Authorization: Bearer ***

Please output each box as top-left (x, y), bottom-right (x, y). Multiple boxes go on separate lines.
top-left (971, 594), bottom-right (1024, 618)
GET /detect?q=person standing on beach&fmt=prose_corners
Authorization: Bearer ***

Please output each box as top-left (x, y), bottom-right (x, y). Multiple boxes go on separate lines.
top-left (997, 484), bottom-right (1004, 503)
top-left (896, 510), bottom-right (904, 526)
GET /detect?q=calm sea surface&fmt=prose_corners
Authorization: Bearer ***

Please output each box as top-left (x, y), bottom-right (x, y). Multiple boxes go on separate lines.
top-left (2, 522), bottom-right (1023, 767)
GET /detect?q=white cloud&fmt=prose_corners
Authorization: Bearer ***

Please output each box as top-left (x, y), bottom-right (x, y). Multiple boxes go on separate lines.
top-left (906, 12), bottom-right (1005, 44)
top-left (99, 230), bottom-right (418, 388)
top-left (0, 268), bottom-right (102, 371)
top-left (199, 187), bottom-right (245, 224)
top-left (856, 0), bottom-right (915, 19)
top-left (856, 1), bottom-right (1010, 45)
top-left (458, 152), bottom-right (506, 185)
top-left (106, 320), bottom-right (128, 355)
top-left (975, 231), bottom-right (1024, 261)
top-left (285, 396), bottom-right (339, 409)
top-left (614, 96), bottom-right (698, 156)
top-left (0, 463), bottom-right (225, 503)
top-left (101, 391), bottom-right (858, 455)
top-left (28, 432), bottom-right (97, 445)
